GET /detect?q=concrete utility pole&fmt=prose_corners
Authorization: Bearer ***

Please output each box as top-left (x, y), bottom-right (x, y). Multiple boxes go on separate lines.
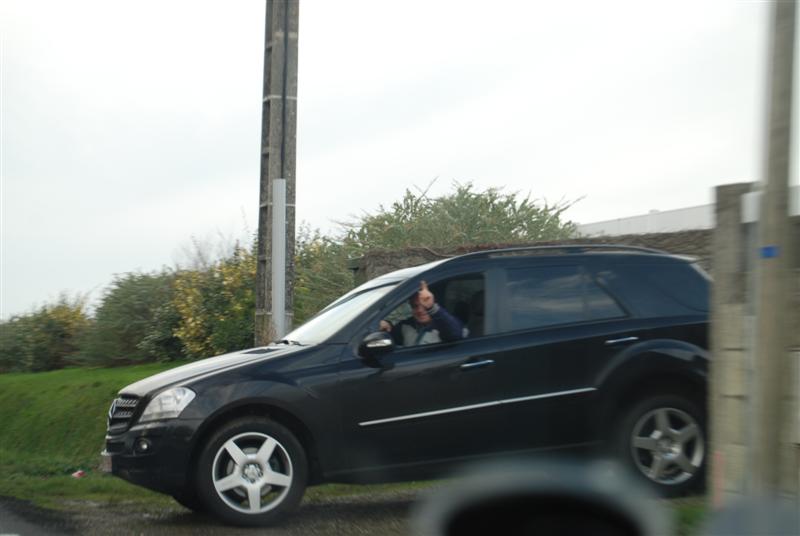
top-left (751, 0), bottom-right (796, 494)
top-left (255, 0), bottom-right (299, 345)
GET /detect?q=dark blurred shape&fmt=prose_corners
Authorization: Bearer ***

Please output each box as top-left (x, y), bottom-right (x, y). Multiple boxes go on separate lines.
top-left (705, 496), bottom-right (799, 536)
top-left (443, 494), bottom-right (638, 536)
top-left (412, 458), bottom-right (670, 536)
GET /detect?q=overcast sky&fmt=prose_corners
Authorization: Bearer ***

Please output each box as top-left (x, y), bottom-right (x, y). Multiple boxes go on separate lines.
top-left (1, 0), bottom-right (798, 319)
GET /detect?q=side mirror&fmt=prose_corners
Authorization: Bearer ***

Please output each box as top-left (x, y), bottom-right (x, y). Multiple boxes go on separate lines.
top-left (358, 331), bottom-right (395, 361)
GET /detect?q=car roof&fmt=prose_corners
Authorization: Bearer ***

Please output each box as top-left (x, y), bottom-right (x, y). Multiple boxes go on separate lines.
top-left (375, 245), bottom-right (691, 281)
top-left (331, 245), bottom-right (693, 312)
top-left (451, 244), bottom-right (673, 261)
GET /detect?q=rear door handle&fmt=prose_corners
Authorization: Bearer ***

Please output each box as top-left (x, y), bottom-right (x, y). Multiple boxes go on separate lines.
top-left (460, 359), bottom-right (495, 370)
top-left (604, 336), bottom-right (639, 346)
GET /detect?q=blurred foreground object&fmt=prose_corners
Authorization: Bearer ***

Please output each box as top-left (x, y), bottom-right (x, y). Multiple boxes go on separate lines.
top-left (750, 0), bottom-right (796, 497)
top-left (412, 459), bottom-right (671, 536)
top-left (709, 0), bottom-right (799, 508)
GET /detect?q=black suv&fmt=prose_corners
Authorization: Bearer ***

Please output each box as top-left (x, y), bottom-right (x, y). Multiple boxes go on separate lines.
top-left (102, 246), bottom-right (710, 526)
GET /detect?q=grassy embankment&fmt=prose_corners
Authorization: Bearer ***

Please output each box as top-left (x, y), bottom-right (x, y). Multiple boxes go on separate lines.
top-left (0, 361), bottom-right (429, 511)
top-left (0, 362), bottom-right (179, 508)
top-left (0, 363), bottom-right (708, 534)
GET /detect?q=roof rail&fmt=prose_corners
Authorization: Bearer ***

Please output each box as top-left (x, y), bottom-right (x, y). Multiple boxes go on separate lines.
top-left (453, 244), bottom-right (668, 261)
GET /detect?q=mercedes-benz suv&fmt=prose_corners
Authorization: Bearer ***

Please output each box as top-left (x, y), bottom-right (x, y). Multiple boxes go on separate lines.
top-left (102, 245), bottom-right (710, 526)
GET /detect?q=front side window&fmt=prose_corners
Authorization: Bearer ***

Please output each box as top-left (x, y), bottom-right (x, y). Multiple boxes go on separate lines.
top-left (504, 265), bottom-right (624, 332)
top-left (380, 274), bottom-right (484, 347)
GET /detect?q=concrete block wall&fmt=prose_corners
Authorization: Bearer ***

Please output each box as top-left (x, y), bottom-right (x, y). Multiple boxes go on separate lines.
top-left (710, 183), bottom-right (800, 503)
top-left (709, 183), bottom-right (753, 503)
top-left (781, 218), bottom-right (800, 498)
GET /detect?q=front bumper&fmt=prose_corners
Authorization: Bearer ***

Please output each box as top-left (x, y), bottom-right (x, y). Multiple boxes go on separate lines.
top-left (102, 418), bottom-right (202, 495)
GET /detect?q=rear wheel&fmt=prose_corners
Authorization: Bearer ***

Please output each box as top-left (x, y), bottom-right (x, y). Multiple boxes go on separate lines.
top-left (196, 417), bottom-right (307, 526)
top-left (615, 394), bottom-right (706, 496)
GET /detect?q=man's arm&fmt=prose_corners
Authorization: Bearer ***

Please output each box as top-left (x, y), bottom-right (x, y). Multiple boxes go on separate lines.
top-left (427, 302), bottom-right (465, 342)
top-left (417, 280), bottom-right (464, 342)
top-left (380, 319), bottom-right (404, 346)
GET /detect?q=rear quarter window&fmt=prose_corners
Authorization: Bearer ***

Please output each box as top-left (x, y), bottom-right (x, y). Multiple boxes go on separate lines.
top-left (642, 263), bottom-right (709, 312)
top-left (596, 262), bottom-right (709, 317)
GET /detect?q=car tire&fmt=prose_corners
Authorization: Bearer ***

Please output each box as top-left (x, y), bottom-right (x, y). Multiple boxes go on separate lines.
top-left (615, 394), bottom-right (706, 497)
top-left (196, 417), bottom-right (308, 526)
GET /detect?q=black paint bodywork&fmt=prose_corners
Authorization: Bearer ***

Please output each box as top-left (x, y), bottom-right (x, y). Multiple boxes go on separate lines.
top-left (103, 249), bottom-right (710, 496)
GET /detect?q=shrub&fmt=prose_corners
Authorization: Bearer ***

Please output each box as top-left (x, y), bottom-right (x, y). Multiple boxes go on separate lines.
top-left (78, 272), bottom-right (182, 365)
top-left (342, 182), bottom-right (577, 252)
top-left (294, 227), bottom-right (354, 325)
top-left (0, 295), bottom-right (90, 372)
top-left (173, 245), bottom-right (256, 358)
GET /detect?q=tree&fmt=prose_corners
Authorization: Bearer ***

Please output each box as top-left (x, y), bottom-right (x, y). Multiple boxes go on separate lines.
top-left (293, 226), bottom-right (354, 325)
top-left (342, 182), bottom-right (577, 252)
top-left (173, 244), bottom-right (256, 358)
top-left (78, 271), bottom-right (181, 365)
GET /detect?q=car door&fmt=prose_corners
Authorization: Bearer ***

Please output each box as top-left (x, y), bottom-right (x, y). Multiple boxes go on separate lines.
top-left (457, 260), bottom-right (634, 452)
top-left (337, 270), bottom-right (516, 469)
top-left (337, 262), bottom-right (635, 471)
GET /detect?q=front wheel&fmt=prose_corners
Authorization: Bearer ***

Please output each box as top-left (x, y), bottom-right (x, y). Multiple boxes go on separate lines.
top-left (615, 395), bottom-right (706, 497)
top-left (196, 417), bottom-right (308, 526)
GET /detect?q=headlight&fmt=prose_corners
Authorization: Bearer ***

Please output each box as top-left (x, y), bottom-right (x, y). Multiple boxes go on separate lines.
top-left (139, 387), bottom-right (196, 423)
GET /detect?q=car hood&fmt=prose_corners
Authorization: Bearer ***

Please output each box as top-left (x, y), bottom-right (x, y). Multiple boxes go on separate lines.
top-left (119, 344), bottom-right (310, 398)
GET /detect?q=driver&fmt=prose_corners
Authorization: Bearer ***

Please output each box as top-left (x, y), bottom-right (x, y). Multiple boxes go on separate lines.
top-left (379, 281), bottom-right (465, 346)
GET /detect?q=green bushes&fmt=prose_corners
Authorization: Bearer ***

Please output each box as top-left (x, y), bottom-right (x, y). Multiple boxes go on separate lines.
top-left (79, 272), bottom-right (182, 365)
top-left (344, 182), bottom-right (577, 251)
top-left (294, 227), bottom-right (354, 325)
top-left (0, 295), bottom-right (90, 372)
top-left (1, 183), bottom-right (577, 372)
top-left (173, 245), bottom-right (257, 358)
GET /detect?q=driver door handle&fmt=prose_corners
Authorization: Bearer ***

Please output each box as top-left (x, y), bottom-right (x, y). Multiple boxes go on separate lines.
top-left (460, 359), bottom-right (495, 370)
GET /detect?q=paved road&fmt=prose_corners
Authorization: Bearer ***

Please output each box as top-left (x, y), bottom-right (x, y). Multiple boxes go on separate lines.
top-left (1, 490), bottom-right (421, 536)
top-left (0, 500), bottom-right (73, 536)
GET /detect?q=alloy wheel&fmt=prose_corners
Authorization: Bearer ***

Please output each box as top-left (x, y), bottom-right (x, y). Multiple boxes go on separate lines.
top-left (629, 407), bottom-right (704, 486)
top-left (210, 431), bottom-right (294, 514)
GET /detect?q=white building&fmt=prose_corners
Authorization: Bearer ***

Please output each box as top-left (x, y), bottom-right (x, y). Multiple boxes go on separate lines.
top-left (577, 184), bottom-right (800, 236)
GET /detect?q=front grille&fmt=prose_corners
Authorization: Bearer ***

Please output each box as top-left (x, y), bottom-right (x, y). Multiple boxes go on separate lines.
top-left (107, 395), bottom-right (140, 433)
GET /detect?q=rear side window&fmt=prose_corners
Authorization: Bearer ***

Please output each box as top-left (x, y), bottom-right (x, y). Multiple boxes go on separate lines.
top-left (596, 262), bottom-right (709, 317)
top-left (504, 265), bottom-right (625, 331)
top-left (643, 264), bottom-right (709, 312)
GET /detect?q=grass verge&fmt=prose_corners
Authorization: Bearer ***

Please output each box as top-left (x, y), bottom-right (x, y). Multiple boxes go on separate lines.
top-left (0, 362), bottom-right (184, 509)
top-left (0, 362), bottom-right (438, 511)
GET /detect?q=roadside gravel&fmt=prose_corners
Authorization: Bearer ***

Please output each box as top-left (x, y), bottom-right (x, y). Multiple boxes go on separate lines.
top-left (2, 487), bottom-right (426, 536)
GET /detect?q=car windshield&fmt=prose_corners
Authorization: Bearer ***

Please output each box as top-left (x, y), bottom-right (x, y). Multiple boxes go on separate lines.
top-left (281, 283), bottom-right (398, 344)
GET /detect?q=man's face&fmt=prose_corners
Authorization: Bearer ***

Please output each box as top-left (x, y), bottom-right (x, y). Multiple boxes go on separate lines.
top-left (409, 296), bottom-right (432, 324)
